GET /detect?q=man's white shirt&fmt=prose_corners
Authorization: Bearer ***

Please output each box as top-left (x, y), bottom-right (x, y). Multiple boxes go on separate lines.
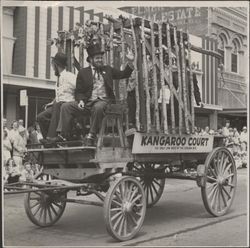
top-left (55, 70), bottom-right (77, 102)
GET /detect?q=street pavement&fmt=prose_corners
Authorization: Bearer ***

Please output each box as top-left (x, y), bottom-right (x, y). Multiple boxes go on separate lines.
top-left (3, 167), bottom-right (248, 247)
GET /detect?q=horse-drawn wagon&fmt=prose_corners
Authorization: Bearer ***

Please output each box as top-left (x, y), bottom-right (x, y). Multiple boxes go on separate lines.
top-left (4, 15), bottom-right (237, 242)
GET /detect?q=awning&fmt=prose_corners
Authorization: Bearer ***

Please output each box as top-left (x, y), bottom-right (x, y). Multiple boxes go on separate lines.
top-left (218, 108), bottom-right (247, 117)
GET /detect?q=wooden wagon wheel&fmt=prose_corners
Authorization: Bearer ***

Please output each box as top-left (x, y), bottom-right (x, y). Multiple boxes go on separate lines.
top-left (201, 147), bottom-right (237, 217)
top-left (24, 173), bottom-right (67, 227)
top-left (130, 163), bottom-right (165, 208)
top-left (104, 176), bottom-right (146, 241)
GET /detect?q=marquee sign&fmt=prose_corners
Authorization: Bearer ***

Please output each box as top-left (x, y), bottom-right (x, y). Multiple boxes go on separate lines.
top-left (132, 133), bottom-right (214, 154)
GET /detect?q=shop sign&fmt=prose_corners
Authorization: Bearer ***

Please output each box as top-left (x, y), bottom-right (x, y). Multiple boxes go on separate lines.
top-left (132, 132), bottom-right (214, 154)
top-left (20, 89), bottom-right (28, 106)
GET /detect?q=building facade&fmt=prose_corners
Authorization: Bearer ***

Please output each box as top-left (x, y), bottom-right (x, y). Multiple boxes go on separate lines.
top-left (120, 6), bottom-right (248, 130)
top-left (2, 5), bottom-right (248, 131)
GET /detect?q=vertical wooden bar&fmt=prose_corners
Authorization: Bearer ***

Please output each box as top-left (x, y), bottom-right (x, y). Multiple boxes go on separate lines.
top-left (110, 22), bottom-right (114, 66)
top-left (141, 19), bottom-right (151, 132)
top-left (109, 21), bottom-right (115, 97)
top-left (173, 27), bottom-right (183, 135)
top-left (180, 30), bottom-right (190, 134)
top-left (166, 23), bottom-right (175, 134)
top-left (120, 22), bottom-right (129, 130)
top-left (187, 32), bottom-right (195, 133)
top-left (71, 39), bottom-right (75, 73)
top-left (130, 17), bottom-right (140, 131)
top-left (100, 23), bottom-right (106, 65)
top-left (158, 22), bottom-right (168, 134)
top-left (79, 43), bottom-right (84, 68)
top-left (150, 20), bottom-right (160, 131)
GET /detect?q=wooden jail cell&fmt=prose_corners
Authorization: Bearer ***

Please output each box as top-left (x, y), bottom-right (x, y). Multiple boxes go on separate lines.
top-left (56, 16), bottom-right (220, 135)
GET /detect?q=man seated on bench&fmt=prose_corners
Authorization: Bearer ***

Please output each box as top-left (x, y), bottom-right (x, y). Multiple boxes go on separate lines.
top-left (37, 52), bottom-right (76, 143)
top-left (54, 42), bottom-right (134, 146)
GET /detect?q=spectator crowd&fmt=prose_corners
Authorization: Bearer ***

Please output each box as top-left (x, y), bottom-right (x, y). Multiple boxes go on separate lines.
top-left (3, 118), bottom-right (43, 185)
top-left (2, 117), bottom-right (248, 186)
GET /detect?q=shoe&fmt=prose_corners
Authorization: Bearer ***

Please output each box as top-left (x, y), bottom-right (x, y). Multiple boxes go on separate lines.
top-left (85, 133), bottom-right (96, 146)
top-left (47, 134), bottom-right (67, 143)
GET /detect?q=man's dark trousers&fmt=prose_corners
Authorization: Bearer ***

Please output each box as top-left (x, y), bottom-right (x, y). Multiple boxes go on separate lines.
top-left (37, 102), bottom-right (63, 138)
top-left (57, 99), bottom-right (108, 136)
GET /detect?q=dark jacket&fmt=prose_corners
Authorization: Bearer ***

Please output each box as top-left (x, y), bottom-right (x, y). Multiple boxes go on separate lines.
top-left (75, 64), bottom-right (133, 103)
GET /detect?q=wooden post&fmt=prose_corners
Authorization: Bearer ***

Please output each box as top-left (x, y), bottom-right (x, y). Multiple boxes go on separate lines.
top-left (120, 21), bottom-right (129, 130)
top-left (130, 17), bottom-right (140, 131)
top-left (187, 32), bottom-right (195, 133)
top-left (150, 20), bottom-right (160, 131)
top-left (173, 27), bottom-right (183, 135)
top-left (100, 23), bottom-right (106, 64)
top-left (71, 39), bottom-right (75, 73)
top-left (141, 19), bottom-right (151, 132)
top-left (180, 30), bottom-right (190, 134)
top-left (79, 43), bottom-right (84, 68)
top-left (158, 22), bottom-right (168, 134)
top-left (166, 23), bottom-right (175, 134)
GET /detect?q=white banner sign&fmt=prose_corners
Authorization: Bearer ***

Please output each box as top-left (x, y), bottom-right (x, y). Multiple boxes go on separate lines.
top-left (20, 90), bottom-right (28, 106)
top-left (132, 133), bottom-right (214, 154)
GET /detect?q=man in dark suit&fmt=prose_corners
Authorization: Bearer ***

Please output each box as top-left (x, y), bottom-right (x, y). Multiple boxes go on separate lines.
top-left (56, 43), bottom-right (134, 145)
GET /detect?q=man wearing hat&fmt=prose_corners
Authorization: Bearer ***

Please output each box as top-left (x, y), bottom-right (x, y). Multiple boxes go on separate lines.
top-left (56, 43), bottom-right (134, 145)
top-left (37, 52), bottom-right (76, 141)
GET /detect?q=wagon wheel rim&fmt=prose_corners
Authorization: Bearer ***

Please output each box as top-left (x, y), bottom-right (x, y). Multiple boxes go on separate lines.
top-left (24, 173), bottom-right (67, 227)
top-left (131, 163), bottom-right (165, 208)
top-left (104, 176), bottom-right (146, 241)
top-left (201, 147), bottom-right (237, 217)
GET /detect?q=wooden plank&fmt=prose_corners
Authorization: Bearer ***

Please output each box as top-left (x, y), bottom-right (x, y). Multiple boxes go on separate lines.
top-left (166, 23), bottom-right (176, 134)
top-left (150, 20), bottom-right (160, 131)
top-left (130, 17), bottom-right (141, 131)
top-left (100, 23), bottom-right (106, 65)
top-left (187, 32), bottom-right (195, 133)
top-left (158, 22), bottom-right (168, 134)
top-left (141, 19), bottom-right (151, 132)
top-left (134, 23), bottom-right (146, 132)
top-left (173, 27), bottom-right (183, 135)
top-left (180, 30), bottom-right (190, 134)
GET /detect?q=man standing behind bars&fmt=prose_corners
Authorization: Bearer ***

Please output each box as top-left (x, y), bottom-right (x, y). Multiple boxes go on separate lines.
top-left (56, 43), bottom-right (134, 146)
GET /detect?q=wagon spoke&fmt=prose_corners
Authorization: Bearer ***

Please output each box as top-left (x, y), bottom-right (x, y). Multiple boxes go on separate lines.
top-left (114, 191), bottom-right (123, 203)
top-left (221, 186), bottom-right (231, 200)
top-left (33, 204), bottom-right (42, 217)
top-left (211, 187), bottom-right (218, 207)
top-left (47, 205), bottom-right (53, 222)
top-left (207, 176), bottom-right (217, 183)
top-left (127, 212), bottom-right (137, 226)
top-left (220, 156), bottom-right (229, 174)
top-left (52, 201), bottom-right (63, 209)
top-left (111, 210), bottom-right (123, 222)
top-left (223, 163), bottom-right (233, 176)
top-left (113, 214), bottom-right (124, 230)
top-left (43, 206), bottom-right (47, 224)
top-left (151, 180), bottom-right (159, 195)
top-left (30, 201), bottom-right (40, 209)
top-left (118, 216), bottom-right (125, 236)
top-left (217, 187), bottom-right (221, 212)
top-left (224, 173), bottom-right (234, 179)
top-left (208, 166), bottom-right (217, 178)
top-left (206, 182), bottom-right (217, 191)
top-left (149, 184), bottom-right (154, 203)
top-left (123, 215), bottom-right (127, 236)
top-left (38, 207), bottom-right (44, 222)
top-left (207, 183), bottom-right (217, 199)
top-left (128, 187), bottom-right (138, 202)
top-left (153, 179), bottom-right (161, 187)
top-left (220, 187), bottom-right (228, 208)
top-left (131, 194), bottom-right (142, 204)
top-left (50, 203), bottom-right (59, 216)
